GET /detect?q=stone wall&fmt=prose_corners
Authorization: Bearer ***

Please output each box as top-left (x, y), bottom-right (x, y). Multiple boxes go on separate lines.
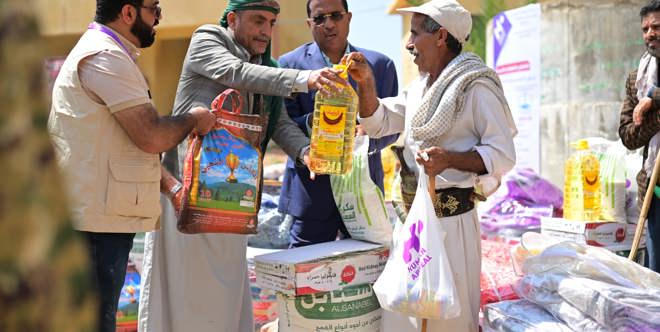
top-left (539, 0), bottom-right (646, 186)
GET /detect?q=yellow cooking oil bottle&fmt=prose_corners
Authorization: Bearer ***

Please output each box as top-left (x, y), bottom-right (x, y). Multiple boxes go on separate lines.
top-left (309, 64), bottom-right (358, 175)
top-left (563, 139), bottom-right (601, 220)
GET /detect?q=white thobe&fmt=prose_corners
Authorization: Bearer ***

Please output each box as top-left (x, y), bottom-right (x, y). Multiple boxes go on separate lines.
top-left (138, 196), bottom-right (254, 332)
top-left (359, 74), bottom-right (516, 332)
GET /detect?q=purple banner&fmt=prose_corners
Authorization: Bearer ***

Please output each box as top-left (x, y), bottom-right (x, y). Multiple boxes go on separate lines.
top-left (492, 12), bottom-right (512, 68)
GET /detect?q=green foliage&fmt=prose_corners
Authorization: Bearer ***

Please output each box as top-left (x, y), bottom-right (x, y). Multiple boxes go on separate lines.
top-left (407, 0), bottom-right (426, 6)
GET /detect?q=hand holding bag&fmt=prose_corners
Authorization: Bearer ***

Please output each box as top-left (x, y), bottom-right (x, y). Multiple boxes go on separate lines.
top-left (372, 167), bottom-right (461, 319)
top-left (177, 89), bottom-right (268, 234)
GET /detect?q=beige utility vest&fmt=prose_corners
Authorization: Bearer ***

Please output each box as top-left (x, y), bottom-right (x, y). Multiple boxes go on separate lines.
top-left (48, 29), bottom-right (160, 233)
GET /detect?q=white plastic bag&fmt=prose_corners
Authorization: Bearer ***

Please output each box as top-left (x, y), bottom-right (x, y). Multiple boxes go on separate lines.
top-left (372, 167), bottom-right (461, 319)
top-left (625, 151), bottom-right (643, 224)
top-left (330, 135), bottom-right (393, 245)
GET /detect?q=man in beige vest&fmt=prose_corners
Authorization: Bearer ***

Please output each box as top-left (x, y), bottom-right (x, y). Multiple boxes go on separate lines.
top-left (47, 1), bottom-right (215, 331)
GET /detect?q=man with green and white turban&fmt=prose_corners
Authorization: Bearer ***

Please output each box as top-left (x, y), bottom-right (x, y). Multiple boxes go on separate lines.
top-left (138, 1), bottom-right (345, 331)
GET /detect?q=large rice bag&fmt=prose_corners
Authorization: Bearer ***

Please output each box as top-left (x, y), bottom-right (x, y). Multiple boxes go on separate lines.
top-left (178, 89), bottom-right (267, 234)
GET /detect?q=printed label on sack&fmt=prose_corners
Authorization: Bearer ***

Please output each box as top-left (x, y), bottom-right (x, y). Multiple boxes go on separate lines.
top-left (277, 284), bottom-right (382, 332)
top-left (193, 128), bottom-right (259, 213)
top-left (403, 220), bottom-right (433, 281)
top-left (293, 284), bottom-right (380, 319)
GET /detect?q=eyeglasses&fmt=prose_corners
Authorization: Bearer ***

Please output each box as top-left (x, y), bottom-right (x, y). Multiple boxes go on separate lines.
top-left (310, 11), bottom-right (346, 26)
top-left (141, 4), bottom-right (162, 18)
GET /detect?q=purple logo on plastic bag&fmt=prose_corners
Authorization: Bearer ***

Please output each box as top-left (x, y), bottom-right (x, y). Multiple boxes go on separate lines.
top-left (492, 12), bottom-right (511, 68)
top-left (403, 220), bottom-right (423, 263)
top-left (403, 220), bottom-right (432, 281)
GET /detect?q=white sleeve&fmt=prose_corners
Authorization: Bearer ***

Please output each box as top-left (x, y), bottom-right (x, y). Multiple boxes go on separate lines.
top-left (358, 93), bottom-right (407, 138)
top-left (469, 83), bottom-right (517, 182)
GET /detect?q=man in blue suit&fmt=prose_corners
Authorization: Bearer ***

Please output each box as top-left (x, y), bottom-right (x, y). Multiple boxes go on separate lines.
top-left (278, 0), bottom-right (399, 247)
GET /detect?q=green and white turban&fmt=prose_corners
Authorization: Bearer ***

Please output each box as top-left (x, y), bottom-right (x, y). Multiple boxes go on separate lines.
top-left (220, 0), bottom-right (280, 28)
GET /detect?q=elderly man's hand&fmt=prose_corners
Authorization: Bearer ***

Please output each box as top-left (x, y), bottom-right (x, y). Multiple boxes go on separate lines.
top-left (342, 52), bottom-right (373, 85)
top-left (308, 67), bottom-right (346, 96)
top-left (416, 147), bottom-right (452, 178)
top-left (189, 107), bottom-right (216, 135)
top-left (633, 97), bottom-right (653, 125)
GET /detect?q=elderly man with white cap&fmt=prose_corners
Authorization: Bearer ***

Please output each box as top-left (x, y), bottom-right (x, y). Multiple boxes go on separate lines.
top-left (345, 0), bottom-right (517, 330)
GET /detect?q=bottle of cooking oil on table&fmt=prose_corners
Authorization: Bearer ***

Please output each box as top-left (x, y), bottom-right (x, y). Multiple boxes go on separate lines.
top-left (563, 139), bottom-right (601, 221)
top-left (562, 154), bottom-right (574, 220)
top-left (309, 64), bottom-right (358, 175)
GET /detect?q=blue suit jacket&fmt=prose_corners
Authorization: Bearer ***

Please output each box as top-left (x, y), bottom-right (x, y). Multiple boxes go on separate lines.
top-left (278, 42), bottom-right (399, 222)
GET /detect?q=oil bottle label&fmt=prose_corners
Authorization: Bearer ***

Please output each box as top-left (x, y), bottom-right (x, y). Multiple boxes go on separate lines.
top-left (581, 156), bottom-right (600, 191)
top-left (316, 104), bottom-right (347, 156)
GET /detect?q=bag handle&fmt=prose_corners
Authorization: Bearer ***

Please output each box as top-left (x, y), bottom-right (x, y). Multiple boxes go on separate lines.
top-left (417, 166), bottom-right (436, 203)
top-left (211, 88), bottom-right (244, 115)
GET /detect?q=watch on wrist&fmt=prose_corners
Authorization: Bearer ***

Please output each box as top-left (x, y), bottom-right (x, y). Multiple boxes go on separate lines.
top-left (169, 182), bottom-right (183, 197)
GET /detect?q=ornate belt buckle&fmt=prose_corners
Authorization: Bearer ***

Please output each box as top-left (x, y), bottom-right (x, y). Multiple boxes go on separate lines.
top-left (433, 192), bottom-right (460, 217)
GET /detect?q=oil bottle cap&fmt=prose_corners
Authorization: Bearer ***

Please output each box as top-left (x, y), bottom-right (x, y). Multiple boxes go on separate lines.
top-left (571, 139), bottom-right (589, 150)
top-left (333, 64), bottom-right (349, 80)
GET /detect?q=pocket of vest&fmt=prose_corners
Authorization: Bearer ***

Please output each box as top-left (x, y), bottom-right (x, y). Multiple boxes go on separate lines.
top-left (106, 157), bottom-right (160, 218)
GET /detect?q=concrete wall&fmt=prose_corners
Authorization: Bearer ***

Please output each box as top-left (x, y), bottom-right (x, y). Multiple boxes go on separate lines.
top-left (539, 0), bottom-right (646, 187)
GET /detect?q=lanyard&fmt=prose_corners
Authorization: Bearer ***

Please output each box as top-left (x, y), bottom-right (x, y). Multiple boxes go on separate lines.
top-left (87, 22), bottom-right (135, 62)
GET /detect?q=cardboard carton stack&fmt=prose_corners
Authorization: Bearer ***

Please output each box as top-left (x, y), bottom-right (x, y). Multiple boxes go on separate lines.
top-left (540, 217), bottom-right (646, 263)
top-left (254, 239), bottom-right (389, 332)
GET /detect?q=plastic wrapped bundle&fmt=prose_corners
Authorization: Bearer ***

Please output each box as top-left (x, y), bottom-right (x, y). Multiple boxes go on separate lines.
top-left (479, 167), bottom-right (562, 236)
top-left (562, 278), bottom-right (660, 331)
top-left (483, 299), bottom-right (574, 332)
top-left (522, 241), bottom-right (660, 289)
top-left (515, 273), bottom-right (606, 331)
top-left (248, 193), bottom-right (293, 249)
top-left (517, 273), bottom-right (660, 332)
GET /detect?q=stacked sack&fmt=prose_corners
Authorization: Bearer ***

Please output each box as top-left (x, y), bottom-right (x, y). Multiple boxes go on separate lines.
top-left (484, 241), bottom-right (660, 331)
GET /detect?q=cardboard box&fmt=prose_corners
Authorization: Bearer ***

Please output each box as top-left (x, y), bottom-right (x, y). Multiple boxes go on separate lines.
top-left (276, 283), bottom-right (381, 332)
top-left (255, 239), bottom-right (389, 296)
top-left (541, 217), bottom-right (627, 247)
